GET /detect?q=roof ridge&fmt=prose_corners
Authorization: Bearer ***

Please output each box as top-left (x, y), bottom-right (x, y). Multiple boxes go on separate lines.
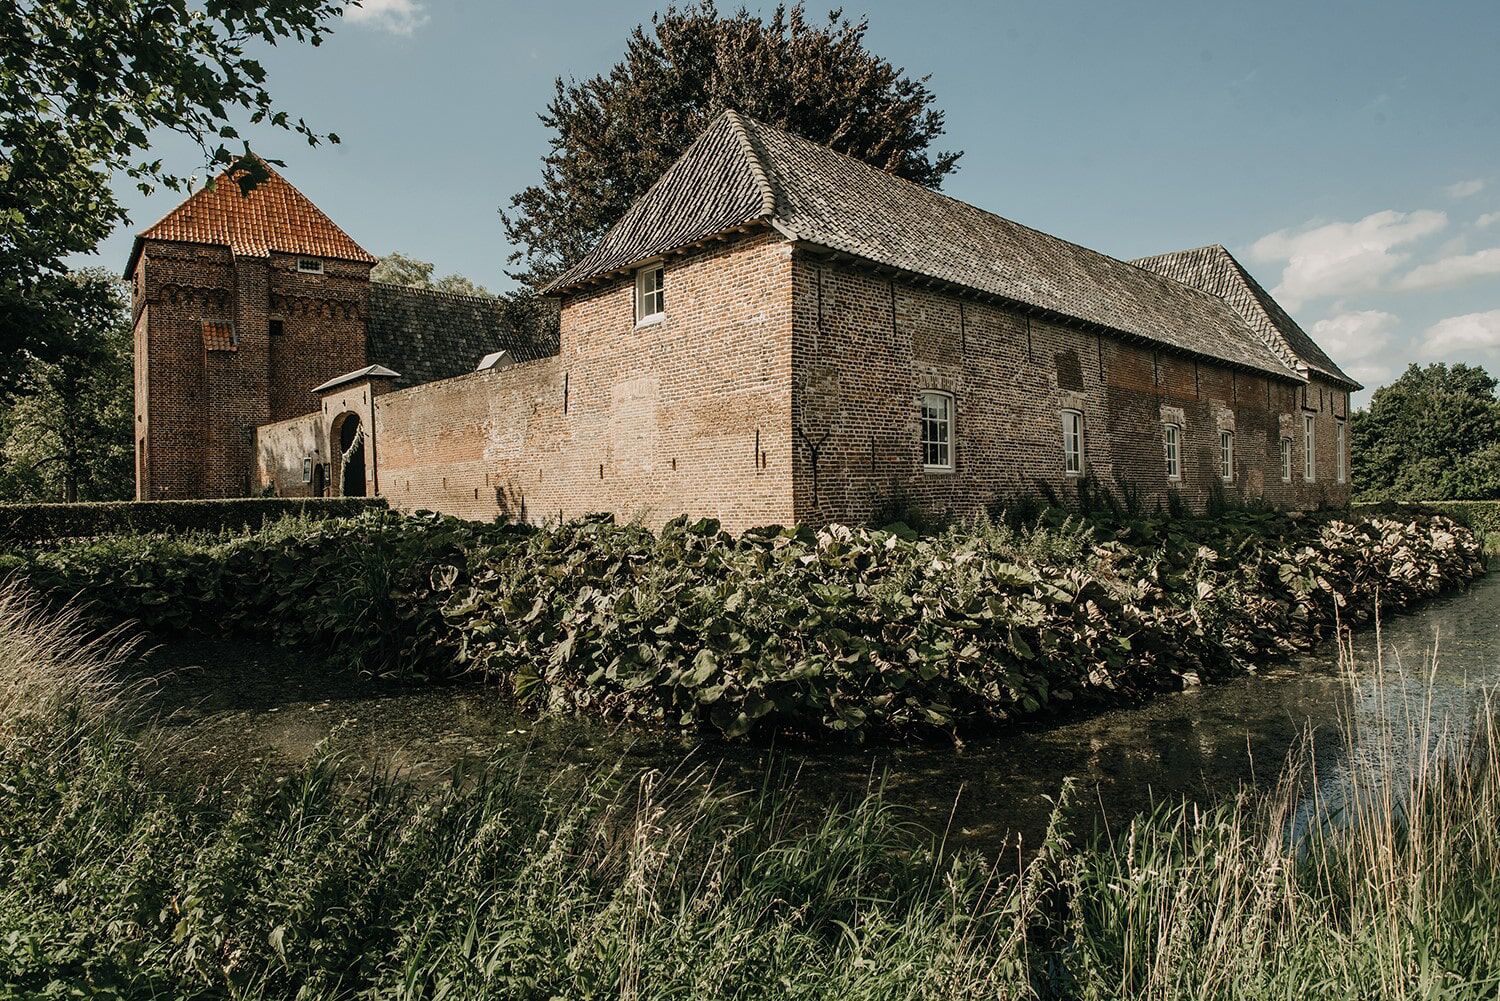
top-left (736, 114), bottom-right (1279, 343)
top-left (371, 280), bottom-right (501, 305)
top-left (722, 110), bottom-right (779, 221)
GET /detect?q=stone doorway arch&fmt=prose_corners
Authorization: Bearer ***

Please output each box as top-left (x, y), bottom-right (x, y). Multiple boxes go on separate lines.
top-left (330, 412), bottom-right (366, 497)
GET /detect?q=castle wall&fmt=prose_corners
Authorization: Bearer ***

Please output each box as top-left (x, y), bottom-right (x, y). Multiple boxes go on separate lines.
top-left (366, 233), bottom-right (796, 531)
top-left (789, 253), bottom-right (1352, 524)
top-left (255, 411), bottom-right (325, 498)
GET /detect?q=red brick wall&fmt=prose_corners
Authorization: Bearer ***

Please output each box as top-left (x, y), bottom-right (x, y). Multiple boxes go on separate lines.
top-left (370, 233), bottom-right (796, 531)
top-left (245, 229), bottom-right (1352, 530)
top-left (134, 241), bottom-right (369, 499)
top-left (789, 252), bottom-right (1351, 524)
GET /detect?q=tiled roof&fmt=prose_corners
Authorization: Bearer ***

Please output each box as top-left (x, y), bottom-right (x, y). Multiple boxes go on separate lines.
top-left (312, 364), bottom-right (401, 395)
top-left (366, 283), bottom-right (559, 388)
top-left (126, 160), bottom-right (374, 276)
top-left (202, 321), bottom-right (235, 353)
top-left (549, 111), bottom-right (1311, 381)
top-left (1131, 244), bottom-right (1359, 389)
top-left (548, 114), bottom-right (772, 293)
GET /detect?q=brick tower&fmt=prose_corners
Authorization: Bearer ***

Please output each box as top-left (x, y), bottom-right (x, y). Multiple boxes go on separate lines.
top-left (125, 163), bottom-right (376, 499)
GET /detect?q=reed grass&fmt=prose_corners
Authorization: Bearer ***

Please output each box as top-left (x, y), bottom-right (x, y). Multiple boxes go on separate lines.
top-left (0, 584), bottom-right (1497, 999)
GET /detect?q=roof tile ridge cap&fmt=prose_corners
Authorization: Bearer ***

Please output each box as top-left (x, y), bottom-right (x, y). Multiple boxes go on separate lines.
top-left (370, 280), bottom-right (501, 305)
top-left (1111, 242), bottom-right (1283, 313)
top-left (723, 110), bottom-right (788, 233)
top-left (1206, 245), bottom-right (1318, 372)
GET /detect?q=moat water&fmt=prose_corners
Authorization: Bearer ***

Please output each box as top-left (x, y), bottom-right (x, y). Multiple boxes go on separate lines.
top-left (133, 566), bottom-right (1500, 852)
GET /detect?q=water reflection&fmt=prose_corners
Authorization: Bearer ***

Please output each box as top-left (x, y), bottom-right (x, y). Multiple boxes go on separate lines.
top-left (136, 567), bottom-right (1498, 853)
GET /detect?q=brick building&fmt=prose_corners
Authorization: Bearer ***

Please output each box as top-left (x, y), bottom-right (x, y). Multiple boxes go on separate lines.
top-left (133, 113), bottom-right (1360, 531)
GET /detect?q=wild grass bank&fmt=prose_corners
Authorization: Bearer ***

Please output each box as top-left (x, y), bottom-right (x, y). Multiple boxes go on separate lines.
top-left (6, 507), bottom-right (1485, 740)
top-left (1, 588), bottom-right (1498, 999)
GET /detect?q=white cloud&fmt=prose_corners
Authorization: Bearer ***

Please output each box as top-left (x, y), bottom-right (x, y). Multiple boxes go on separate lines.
top-left (1421, 310), bottom-right (1500, 355)
top-left (343, 0), bottom-right (427, 34)
top-left (1310, 309), bottom-right (1399, 385)
top-left (1396, 247), bottom-right (1500, 291)
top-left (1478, 212), bottom-right (1500, 229)
top-left (1250, 210), bottom-right (1447, 309)
top-left (1445, 179), bottom-right (1486, 199)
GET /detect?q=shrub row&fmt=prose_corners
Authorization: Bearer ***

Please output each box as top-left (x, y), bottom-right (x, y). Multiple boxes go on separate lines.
top-left (0, 497), bottom-right (386, 545)
top-left (1357, 500), bottom-right (1500, 553)
top-left (8, 508), bottom-right (1486, 739)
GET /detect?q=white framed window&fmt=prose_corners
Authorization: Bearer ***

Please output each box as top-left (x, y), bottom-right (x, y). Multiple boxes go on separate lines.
top-left (1219, 430), bottom-right (1234, 482)
top-left (296, 258), bottom-right (324, 274)
top-left (920, 391), bottom-right (954, 471)
top-left (1280, 437), bottom-right (1293, 483)
top-left (1163, 423), bottom-right (1182, 481)
top-left (1336, 420), bottom-right (1346, 484)
top-left (1303, 415), bottom-right (1316, 482)
top-left (1060, 409), bottom-right (1084, 476)
top-left (634, 263), bottom-right (665, 325)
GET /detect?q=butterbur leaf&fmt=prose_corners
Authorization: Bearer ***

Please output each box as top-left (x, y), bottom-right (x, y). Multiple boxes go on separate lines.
top-left (690, 648), bottom-right (718, 684)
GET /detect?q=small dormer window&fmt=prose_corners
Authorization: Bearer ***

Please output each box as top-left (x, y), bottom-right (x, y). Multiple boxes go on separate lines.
top-left (297, 258), bottom-right (324, 274)
top-left (635, 263), bottom-right (665, 325)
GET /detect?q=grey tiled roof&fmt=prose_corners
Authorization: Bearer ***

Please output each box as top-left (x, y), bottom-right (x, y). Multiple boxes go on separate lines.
top-left (548, 114), bottom-right (771, 293)
top-left (1131, 244), bottom-right (1359, 389)
top-left (366, 283), bottom-right (558, 388)
top-left (549, 111), bottom-right (1312, 382)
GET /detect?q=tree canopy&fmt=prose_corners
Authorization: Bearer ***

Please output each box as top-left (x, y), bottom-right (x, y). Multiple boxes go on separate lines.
top-left (371, 252), bottom-right (492, 297)
top-left (501, 2), bottom-right (961, 290)
top-left (0, 0), bottom-right (343, 391)
top-left (0, 270), bottom-right (133, 502)
top-left (1352, 363), bottom-right (1500, 502)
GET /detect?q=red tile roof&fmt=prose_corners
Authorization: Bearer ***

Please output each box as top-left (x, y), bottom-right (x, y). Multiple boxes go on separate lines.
top-left (202, 321), bottom-right (236, 352)
top-left (126, 160), bottom-right (374, 276)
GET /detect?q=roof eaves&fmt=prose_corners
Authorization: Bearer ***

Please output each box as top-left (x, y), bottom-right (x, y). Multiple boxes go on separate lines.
top-left (543, 218), bottom-right (776, 298)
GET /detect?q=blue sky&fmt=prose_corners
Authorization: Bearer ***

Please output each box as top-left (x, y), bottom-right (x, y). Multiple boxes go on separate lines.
top-left (80, 0), bottom-right (1500, 405)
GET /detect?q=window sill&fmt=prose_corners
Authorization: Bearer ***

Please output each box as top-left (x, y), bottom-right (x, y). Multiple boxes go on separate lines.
top-left (922, 465), bottom-right (955, 475)
top-left (635, 314), bottom-right (665, 329)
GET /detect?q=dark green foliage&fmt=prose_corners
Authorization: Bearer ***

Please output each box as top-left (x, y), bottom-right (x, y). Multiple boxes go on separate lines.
top-left (0, 0), bottom-right (343, 387)
top-left (0, 270), bottom-right (133, 502)
top-left (10, 507), bottom-right (1485, 740)
top-left (0, 497), bottom-right (385, 546)
top-left (1352, 363), bottom-right (1500, 502)
top-left (501, 1), bottom-right (962, 288)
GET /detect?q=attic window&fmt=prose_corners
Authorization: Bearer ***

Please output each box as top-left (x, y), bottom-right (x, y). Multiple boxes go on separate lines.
top-left (635, 263), bottom-right (664, 325)
top-left (297, 258), bottom-right (324, 274)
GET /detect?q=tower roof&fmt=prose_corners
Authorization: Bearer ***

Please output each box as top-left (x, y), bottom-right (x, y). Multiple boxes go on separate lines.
top-left (125, 159), bottom-right (374, 277)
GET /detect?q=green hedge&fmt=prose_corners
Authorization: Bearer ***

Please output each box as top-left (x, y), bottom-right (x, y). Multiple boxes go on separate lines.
top-left (9, 508), bottom-right (1487, 740)
top-left (1356, 500), bottom-right (1500, 553)
top-left (0, 497), bottom-right (387, 546)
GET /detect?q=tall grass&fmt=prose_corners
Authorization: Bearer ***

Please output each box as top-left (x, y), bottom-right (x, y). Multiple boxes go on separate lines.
top-left (1, 584), bottom-right (1497, 998)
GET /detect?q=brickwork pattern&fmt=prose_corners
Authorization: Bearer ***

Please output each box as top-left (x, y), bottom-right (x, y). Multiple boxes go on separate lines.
top-left (285, 234), bottom-right (797, 532)
top-left (134, 240), bottom-right (369, 499)
top-left (789, 253), bottom-right (1352, 525)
